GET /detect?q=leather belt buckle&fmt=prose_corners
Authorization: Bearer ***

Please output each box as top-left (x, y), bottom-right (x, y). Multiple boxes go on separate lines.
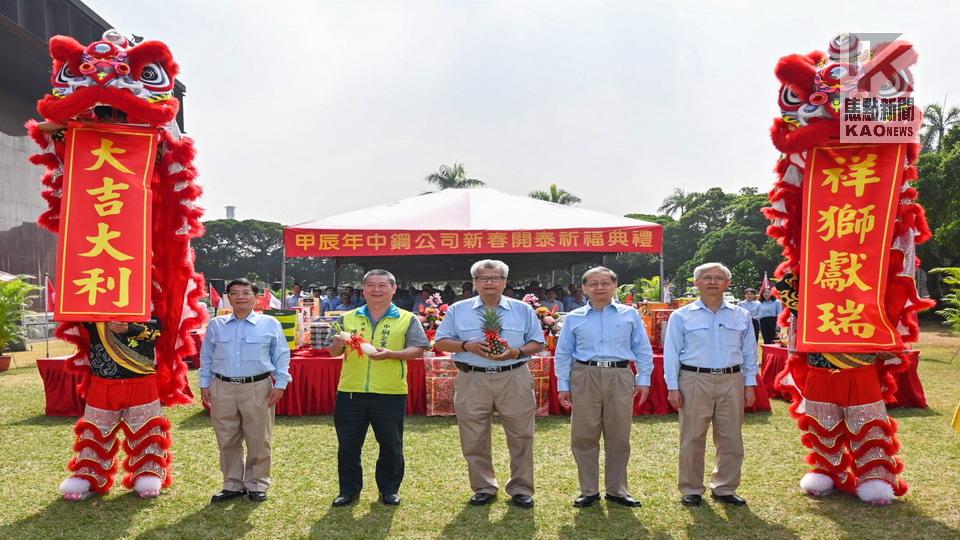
top-left (597, 361), bottom-right (613, 368)
top-left (484, 366), bottom-right (499, 373)
top-left (710, 368), bottom-right (724, 375)
top-left (229, 376), bottom-right (245, 384)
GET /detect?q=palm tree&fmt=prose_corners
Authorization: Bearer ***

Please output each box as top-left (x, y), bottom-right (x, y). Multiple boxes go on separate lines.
top-left (658, 187), bottom-right (692, 217)
top-left (921, 102), bottom-right (960, 152)
top-left (528, 184), bottom-right (582, 205)
top-left (424, 163), bottom-right (485, 190)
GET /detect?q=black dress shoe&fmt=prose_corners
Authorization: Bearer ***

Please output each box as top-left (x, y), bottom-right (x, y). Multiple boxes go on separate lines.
top-left (605, 494), bottom-right (642, 508)
top-left (680, 494), bottom-right (703, 507)
top-left (468, 492), bottom-right (496, 506)
top-left (381, 493), bottom-right (401, 506)
top-left (573, 493), bottom-right (601, 508)
top-left (711, 492), bottom-right (747, 506)
top-left (211, 489), bottom-right (246, 503)
top-left (511, 494), bottom-right (534, 509)
top-left (332, 493), bottom-right (359, 507)
top-left (247, 491), bottom-right (267, 503)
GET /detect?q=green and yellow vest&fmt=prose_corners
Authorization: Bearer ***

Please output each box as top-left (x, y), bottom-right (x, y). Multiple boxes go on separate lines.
top-left (338, 304), bottom-right (415, 394)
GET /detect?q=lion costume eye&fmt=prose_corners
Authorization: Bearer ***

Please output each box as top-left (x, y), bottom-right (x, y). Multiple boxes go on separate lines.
top-left (778, 85), bottom-right (802, 111)
top-left (139, 63), bottom-right (169, 87)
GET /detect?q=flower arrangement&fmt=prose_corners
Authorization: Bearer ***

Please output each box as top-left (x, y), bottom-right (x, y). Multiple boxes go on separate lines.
top-left (522, 294), bottom-right (560, 336)
top-left (418, 292), bottom-right (449, 348)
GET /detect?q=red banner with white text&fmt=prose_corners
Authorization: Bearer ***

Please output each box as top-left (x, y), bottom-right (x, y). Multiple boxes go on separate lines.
top-left (284, 227), bottom-right (662, 257)
top-left (796, 144), bottom-right (905, 352)
top-left (54, 122), bottom-right (157, 322)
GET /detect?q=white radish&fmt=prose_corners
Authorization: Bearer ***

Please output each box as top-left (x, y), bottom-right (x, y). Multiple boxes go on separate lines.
top-left (360, 342), bottom-right (378, 355)
top-left (336, 331), bottom-right (352, 341)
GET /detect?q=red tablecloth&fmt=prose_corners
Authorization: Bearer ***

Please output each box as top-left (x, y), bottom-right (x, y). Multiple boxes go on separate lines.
top-left (275, 348), bottom-right (426, 416)
top-left (759, 345), bottom-right (926, 408)
top-left (36, 357), bottom-right (85, 416)
top-left (547, 354), bottom-right (770, 415)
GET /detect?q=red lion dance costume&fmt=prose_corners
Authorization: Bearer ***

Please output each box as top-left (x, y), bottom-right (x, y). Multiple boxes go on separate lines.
top-left (26, 29), bottom-right (205, 500)
top-left (767, 34), bottom-right (934, 505)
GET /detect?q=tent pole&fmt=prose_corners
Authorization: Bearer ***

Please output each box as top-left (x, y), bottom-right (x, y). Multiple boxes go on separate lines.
top-left (280, 241), bottom-right (287, 309)
top-left (333, 258), bottom-right (339, 289)
top-left (659, 249), bottom-right (666, 302)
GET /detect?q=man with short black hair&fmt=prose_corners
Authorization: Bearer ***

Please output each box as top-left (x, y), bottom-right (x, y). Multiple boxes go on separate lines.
top-left (328, 270), bottom-right (428, 507)
top-left (555, 267), bottom-right (653, 508)
top-left (200, 278), bottom-right (291, 503)
top-left (285, 282), bottom-right (304, 309)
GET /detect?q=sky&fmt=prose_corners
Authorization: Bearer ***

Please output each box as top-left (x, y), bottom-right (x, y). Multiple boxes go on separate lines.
top-left (83, 0), bottom-right (960, 225)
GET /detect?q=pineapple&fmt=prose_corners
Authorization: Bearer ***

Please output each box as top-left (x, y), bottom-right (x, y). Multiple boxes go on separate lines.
top-left (481, 308), bottom-right (509, 357)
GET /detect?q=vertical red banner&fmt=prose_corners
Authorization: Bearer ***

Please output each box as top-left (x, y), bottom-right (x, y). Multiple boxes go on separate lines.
top-left (54, 122), bottom-right (158, 322)
top-left (796, 144), bottom-right (905, 352)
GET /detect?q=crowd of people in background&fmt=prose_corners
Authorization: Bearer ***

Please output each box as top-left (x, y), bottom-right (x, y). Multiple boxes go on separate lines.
top-left (287, 279), bottom-right (592, 315)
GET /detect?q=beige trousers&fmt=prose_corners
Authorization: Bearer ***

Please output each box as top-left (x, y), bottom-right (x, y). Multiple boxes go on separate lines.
top-left (570, 362), bottom-right (635, 497)
top-left (454, 364), bottom-right (536, 496)
top-left (677, 371), bottom-right (745, 496)
top-left (210, 377), bottom-right (275, 492)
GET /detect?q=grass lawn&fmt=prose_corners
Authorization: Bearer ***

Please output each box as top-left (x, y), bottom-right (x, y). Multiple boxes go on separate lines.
top-left (1, 326), bottom-right (959, 539)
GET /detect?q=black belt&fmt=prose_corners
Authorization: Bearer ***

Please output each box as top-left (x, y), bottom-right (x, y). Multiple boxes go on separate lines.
top-left (576, 360), bottom-right (630, 368)
top-left (680, 364), bottom-right (741, 375)
top-left (455, 361), bottom-right (527, 373)
top-left (215, 372), bottom-right (272, 384)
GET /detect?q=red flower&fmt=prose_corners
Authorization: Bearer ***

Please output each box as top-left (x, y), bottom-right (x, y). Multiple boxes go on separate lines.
top-left (439, 304), bottom-right (449, 312)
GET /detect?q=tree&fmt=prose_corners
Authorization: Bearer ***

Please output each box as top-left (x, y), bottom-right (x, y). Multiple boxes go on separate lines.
top-left (730, 260), bottom-right (759, 298)
top-left (921, 102), bottom-right (960, 153)
top-left (424, 162), bottom-right (485, 190)
top-left (657, 187), bottom-right (693, 217)
top-left (528, 184), bottom-right (582, 205)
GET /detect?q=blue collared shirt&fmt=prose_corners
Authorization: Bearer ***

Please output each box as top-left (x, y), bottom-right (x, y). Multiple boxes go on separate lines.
top-left (554, 302), bottom-right (654, 391)
top-left (662, 298), bottom-right (758, 390)
top-left (435, 295), bottom-right (545, 368)
top-left (320, 297), bottom-right (339, 315)
top-left (739, 299), bottom-right (761, 319)
top-left (757, 299), bottom-right (782, 318)
top-left (199, 311), bottom-right (292, 389)
top-left (284, 294), bottom-right (302, 309)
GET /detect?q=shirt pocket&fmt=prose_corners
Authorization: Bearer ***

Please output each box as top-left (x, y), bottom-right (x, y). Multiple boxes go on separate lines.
top-left (720, 321), bottom-right (746, 351)
top-left (212, 334), bottom-right (233, 362)
top-left (685, 321), bottom-right (712, 353)
top-left (609, 321), bottom-right (633, 348)
top-left (501, 322), bottom-right (526, 347)
top-left (241, 335), bottom-right (272, 362)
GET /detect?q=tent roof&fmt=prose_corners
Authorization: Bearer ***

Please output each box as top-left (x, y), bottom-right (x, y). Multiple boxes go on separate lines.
top-left (290, 188), bottom-right (658, 231)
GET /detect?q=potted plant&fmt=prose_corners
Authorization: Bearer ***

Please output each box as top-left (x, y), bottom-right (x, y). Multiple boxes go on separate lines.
top-left (0, 276), bottom-right (40, 372)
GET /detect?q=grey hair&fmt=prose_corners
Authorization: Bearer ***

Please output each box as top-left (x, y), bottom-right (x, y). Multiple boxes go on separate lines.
top-left (693, 262), bottom-right (731, 280)
top-left (363, 269), bottom-right (397, 286)
top-left (581, 266), bottom-right (618, 284)
top-left (470, 259), bottom-right (509, 278)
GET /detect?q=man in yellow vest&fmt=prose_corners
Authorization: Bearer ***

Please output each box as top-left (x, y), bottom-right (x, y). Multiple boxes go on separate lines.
top-left (327, 269), bottom-right (429, 507)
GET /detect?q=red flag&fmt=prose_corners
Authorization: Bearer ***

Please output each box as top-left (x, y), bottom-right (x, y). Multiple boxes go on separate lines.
top-left (45, 276), bottom-right (56, 312)
top-left (209, 285), bottom-right (222, 309)
top-left (264, 288), bottom-right (282, 310)
top-left (760, 272), bottom-right (771, 292)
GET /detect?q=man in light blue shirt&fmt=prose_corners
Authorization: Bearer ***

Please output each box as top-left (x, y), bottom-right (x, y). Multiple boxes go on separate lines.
top-left (663, 263), bottom-right (757, 508)
top-left (200, 278), bottom-right (292, 504)
top-left (555, 267), bottom-right (653, 509)
top-left (284, 282), bottom-right (304, 309)
top-left (435, 260), bottom-right (545, 509)
top-left (563, 287), bottom-right (589, 312)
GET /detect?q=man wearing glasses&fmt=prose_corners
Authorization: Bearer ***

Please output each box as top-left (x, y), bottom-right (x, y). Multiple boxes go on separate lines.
top-left (200, 278), bottom-right (292, 503)
top-left (663, 263), bottom-right (757, 508)
top-left (554, 266), bottom-right (653, 508)
top-left (435, 260), bottom-right (545, 509)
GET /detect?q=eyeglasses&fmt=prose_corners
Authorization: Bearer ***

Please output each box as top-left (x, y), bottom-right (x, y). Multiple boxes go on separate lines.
top-left (698, 275), bottom-right (728, 282)
top-left (227, 291), bottom-right (255, 297)
top-left (474, 275), bottom-right (506, 283)
top-left (585, 281), bottom-right (614, 288)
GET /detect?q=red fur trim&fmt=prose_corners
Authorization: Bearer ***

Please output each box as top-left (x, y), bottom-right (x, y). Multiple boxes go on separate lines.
top-left (48, 35), bottom-right (84, 73)
top-left (775, 53), bottom-right (818, 101)
top-left (67, 456), bottom-right (119, 493)
top-left (806, 450), bottom-right (853, 474)
top-left (74, 418), bottom-right (120, 441)
top-left (70, 471), bottom-right (116, 494)
top-left (25, 120), bottom-right (52, 148)
top-left (126, 40), bottom-right (179, 81)
top-left (811, 468), bottom-right (858, 494)
top-left (771, 118), bottom-right (839, 154)
top-left (801, 433), bottom-right (845, 453)
top-left (37, 87), bottom-right (179, 127)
